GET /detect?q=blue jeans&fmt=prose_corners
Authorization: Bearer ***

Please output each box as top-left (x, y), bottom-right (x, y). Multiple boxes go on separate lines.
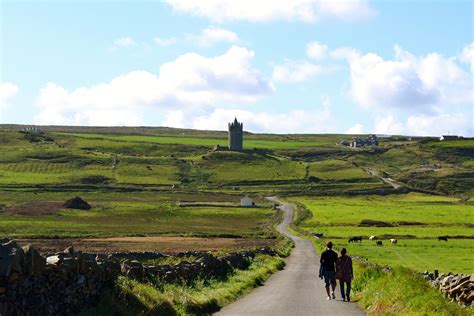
top-left (340, 281), bottom-right (351, 300)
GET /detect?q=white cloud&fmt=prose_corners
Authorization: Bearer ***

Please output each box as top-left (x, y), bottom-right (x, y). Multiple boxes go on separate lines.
top-left (373, 113), bottom-right (473, 137)
top-left (35, 46), bottom-right (272, 125)
top-left (164, 96), bottom-right (334, 133)
top-left (373, 115), bottom-right (405, 135)
top-left (306, 41), bottom-right (328, 59)
top-left (272, 61), bottom-right (333, 83)
top-left (0, 82), bottom-right (19, 108)
top-left (405, 113), bottom-right (473, 136)
top-left (113, 37), bottom-right (137, 48)
top-left (338, 45), bottom-right (473, 111)
top-left (459, 42), bottom-right (474, 72)
top-left (165, 0), bottom-right (376, 23)
top-left (330, 47), bottom-right (359, 60)
top-left (153, 37), bottom-right (177, 47)
top-left (188, 27), bottom-right (239, 47)
top-left (346, 123), bottom-right (364, 134)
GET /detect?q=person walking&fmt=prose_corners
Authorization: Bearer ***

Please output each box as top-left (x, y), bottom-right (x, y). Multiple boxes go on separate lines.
top-left (320, 241), bottom-right (338, 300)
top-left (336, 248), bottom-right (354, 302)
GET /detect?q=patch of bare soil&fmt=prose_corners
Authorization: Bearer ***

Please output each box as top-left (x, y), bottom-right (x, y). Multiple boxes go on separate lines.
top-left (17, 237), bottom-right (275, 254)
top-left (5, 201), bottom-right (65, 215)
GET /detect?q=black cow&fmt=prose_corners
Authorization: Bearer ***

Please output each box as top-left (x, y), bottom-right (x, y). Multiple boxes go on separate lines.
top-left (438, 236), bottom-right (448, 242)
top-left (376, 241), bottom-right (383, 246)
top-left (312, 232), bottom-right (324, 238)
top-left (348, 236), bottom-right (362, 243)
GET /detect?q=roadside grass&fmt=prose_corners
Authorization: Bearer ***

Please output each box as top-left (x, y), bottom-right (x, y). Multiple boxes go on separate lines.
top-left (82, 254), bottom-right (285, 316)
top-left (354, 265), bottom-right (472, 315)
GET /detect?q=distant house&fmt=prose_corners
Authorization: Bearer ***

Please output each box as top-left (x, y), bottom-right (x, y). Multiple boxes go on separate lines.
top-left (21, 126), bottom-right (43, 134)
top-left (347, 134), bottom-right (379, 147)
top-left (340, 134), bottom-right (379, 147)
top-left (440, 135), bottom-right (461, 141)
top-left (240, 196), bottom-right (255, 207)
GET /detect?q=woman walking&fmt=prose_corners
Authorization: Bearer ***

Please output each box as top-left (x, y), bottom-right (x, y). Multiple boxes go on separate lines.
top-left (336, 248), bottom-right (353, 302)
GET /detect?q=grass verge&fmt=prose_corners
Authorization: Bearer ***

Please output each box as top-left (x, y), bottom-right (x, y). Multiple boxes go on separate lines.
top-left (81, 254), bottom-right (285, 316)
top-left (354, 265), bottom-right (472, 315)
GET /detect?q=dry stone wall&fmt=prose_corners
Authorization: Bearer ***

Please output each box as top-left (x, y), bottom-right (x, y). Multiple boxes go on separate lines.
top-left (422, 271), bottom-right (473, 307)
top-left (0, 238), bottom-right (276, 316)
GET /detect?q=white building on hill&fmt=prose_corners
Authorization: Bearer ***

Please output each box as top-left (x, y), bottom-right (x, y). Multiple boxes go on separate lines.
top-left (240, 196), bottom-right (254, 207)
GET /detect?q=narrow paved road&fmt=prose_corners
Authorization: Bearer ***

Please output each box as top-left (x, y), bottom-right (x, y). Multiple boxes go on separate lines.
top-left (215, 201), bottom-right (364, 316)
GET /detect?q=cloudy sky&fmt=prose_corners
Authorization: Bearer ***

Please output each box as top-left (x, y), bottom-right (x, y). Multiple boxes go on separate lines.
top-left (1, 0), bottom-right (473, 136)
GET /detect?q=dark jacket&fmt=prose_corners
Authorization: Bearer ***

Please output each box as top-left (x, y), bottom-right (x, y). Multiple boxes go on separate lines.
top-left (336, 255), bottom-right (353, 282)
top-left (320, 249), bottom-right (338, 272)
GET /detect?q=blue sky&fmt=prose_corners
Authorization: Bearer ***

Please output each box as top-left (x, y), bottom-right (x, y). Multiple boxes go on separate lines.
top-left (1, 0), bottom-right (473, 135)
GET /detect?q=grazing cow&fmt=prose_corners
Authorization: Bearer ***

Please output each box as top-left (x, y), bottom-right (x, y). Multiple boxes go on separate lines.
top-left (348, 236), bottom-right (362, 243)
top-left (376, 241), bottom-right (383, 246)
top-left (369, 236), bottom-right (376, 240)
top-left (438, 236), bottom-right (448, 242)
top-left (390, 238), bottom-right (398, 245)
top-left (312, 232), bottom-right (324, 238)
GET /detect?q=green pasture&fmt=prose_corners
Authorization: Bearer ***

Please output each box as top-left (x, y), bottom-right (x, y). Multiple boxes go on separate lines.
top-left (198, 152), bottom-right (306, 183)
top-left (334, 239), bottom-right (474, 274)
top-left (308, 159), bottom-right (375, 181)
top-left (305, 225), bottom-right (473, 239)
top-left (59, 132), bottom-right (322, 149)
top-left (295, 193), bottom-right (473, 226)
top-left (69, 136), bottom-right (209, 157)
top-left (293, 193), bottom-right (474, 273)
top-left (427, 139), bottom-right (474, 148)
top-left (351, 146), bottom-right (434, 175)
top-left (0, 191), bottom-right (275, 238)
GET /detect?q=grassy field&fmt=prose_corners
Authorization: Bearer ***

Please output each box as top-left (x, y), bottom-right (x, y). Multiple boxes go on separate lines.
top-left (198, 152), bottom-right (306, 183)
top-left (60, 132), bottom-right (323, 149)
top-left (292, 193), bottom-right (474, 273)
top-left (0, 191), bottom-right (276, 239)
top-left (308, 159), bottom-right (377, 181)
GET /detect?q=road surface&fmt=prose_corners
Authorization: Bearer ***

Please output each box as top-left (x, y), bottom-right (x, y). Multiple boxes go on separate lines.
top-left (215, 201), bottom-right (364, 316)
top-left (366, 168), bottom-right (403, 189)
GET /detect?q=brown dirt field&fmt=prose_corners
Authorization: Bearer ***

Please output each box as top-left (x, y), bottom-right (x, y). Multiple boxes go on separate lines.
top-left (17, 237), bottom-right (275, 254)
top-left (5, 201), bottom-right (65, 215)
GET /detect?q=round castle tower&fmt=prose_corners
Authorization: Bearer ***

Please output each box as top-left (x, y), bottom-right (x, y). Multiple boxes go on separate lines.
top-left (228, 118), bottom-right (243, 151)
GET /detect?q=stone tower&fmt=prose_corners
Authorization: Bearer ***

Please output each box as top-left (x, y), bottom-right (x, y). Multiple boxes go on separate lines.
top-left (228, 118), bottom-right (243, 151)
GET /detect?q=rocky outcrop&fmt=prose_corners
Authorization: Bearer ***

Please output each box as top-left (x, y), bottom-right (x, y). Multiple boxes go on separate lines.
top-left (0, 238), bottom-right (276, 315)
top-left (422, 271), bottom-right (473, 307)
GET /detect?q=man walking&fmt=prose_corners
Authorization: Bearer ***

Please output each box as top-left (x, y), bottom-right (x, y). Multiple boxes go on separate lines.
top-left (320, 241), bottom-right (338, 300)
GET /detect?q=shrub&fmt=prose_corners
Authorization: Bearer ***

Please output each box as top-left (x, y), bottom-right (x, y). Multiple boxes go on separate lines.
top-left (64, 197), bottom-right (91, 210)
